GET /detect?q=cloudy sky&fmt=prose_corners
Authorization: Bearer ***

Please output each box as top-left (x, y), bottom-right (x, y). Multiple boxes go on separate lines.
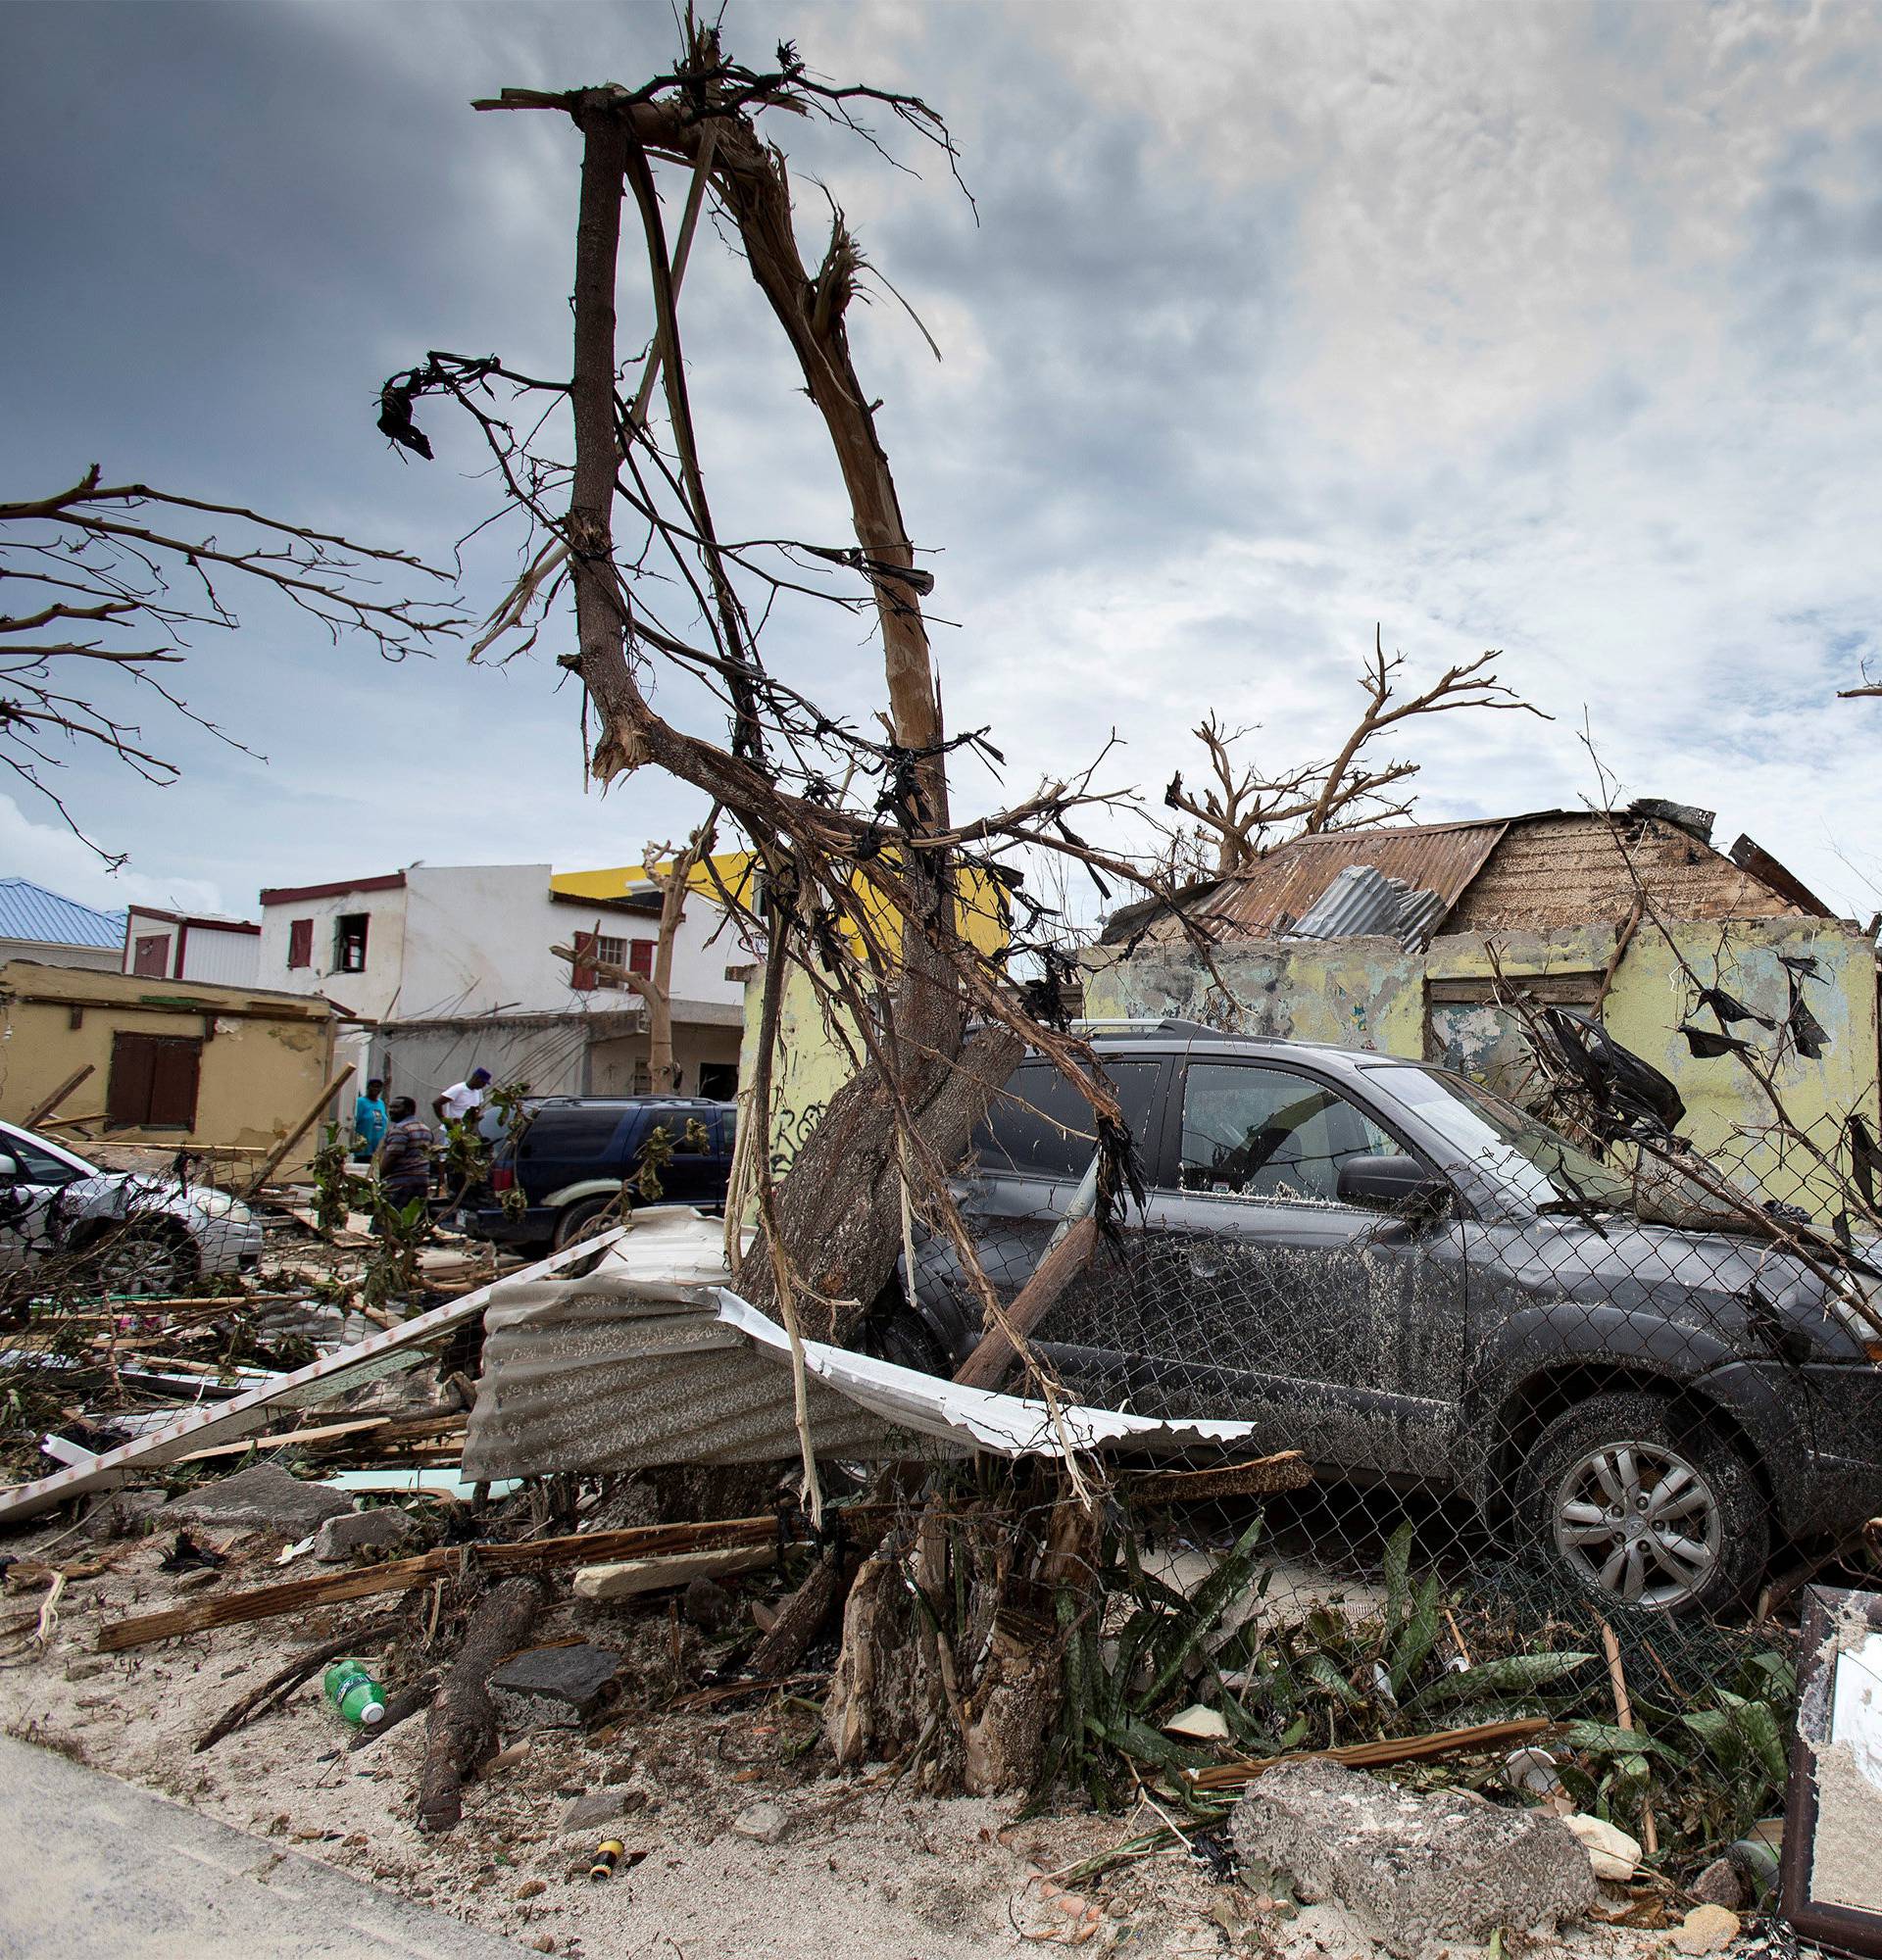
top-left (6, 0), bottom-right (1881, 925)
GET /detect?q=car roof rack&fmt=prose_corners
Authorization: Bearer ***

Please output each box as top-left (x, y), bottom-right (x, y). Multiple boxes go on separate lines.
top-left (1069, 1016), bottom-right (1244, 1040)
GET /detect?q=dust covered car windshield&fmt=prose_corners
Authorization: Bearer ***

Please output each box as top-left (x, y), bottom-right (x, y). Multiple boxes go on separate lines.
top-left (1367, 1063), bottom-right (1643, 1215)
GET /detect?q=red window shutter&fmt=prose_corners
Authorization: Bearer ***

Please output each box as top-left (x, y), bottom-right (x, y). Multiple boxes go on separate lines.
top-left (132, 935), bottom-right (169, 977)
top-left (570, 931), bottom-right (598, 992)
top-left (628, 939), bottom-right (655, 978)
top-left (148, 1040), bottom-right (202, 1128)
top-left (107, 1034), bottom-right (156, 1129)
top-left (287, 918), bottom-right (313, 968)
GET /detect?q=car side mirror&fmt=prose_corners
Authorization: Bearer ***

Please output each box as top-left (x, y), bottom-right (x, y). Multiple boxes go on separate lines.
top-left (0, 1152), bottom-right (19, 1183)
top-left (1338, 1154), bottom-right (1451, 1221)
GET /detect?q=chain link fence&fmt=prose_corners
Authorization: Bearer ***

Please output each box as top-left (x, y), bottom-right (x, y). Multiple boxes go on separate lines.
top-left (849, 1004), bottom-right (1882, 1889)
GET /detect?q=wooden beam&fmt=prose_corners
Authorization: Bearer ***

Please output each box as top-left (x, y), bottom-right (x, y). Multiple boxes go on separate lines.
top-left (953, 1213), bottom-right (1098, 1392)
top-left (97, 1514), bottom-right (803, 1650)
top-left (241, 1062), bottom-right (354, 1198)
top-left (25, 1063), bottom-right (95, 1129)
top-left (1186, 1716), bottom-right (1553, 1793)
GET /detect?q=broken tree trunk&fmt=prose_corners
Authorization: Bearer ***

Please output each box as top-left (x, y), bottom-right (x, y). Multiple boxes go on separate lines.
top-left (823, 1465), bottom-right (1097, 1795)
top-left (418, 1576), bottom-right (542, 1833)
top-left (733, 1022), bottom-right (1021, 1344)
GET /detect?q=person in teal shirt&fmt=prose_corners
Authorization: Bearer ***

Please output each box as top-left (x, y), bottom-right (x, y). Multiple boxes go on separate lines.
top-left (352, 1079), bottom-right (389, 1162)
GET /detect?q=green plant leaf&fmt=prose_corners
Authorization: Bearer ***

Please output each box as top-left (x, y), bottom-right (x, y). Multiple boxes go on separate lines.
top-left (1404, 1651), bottom-right (1597, 1714)
top-left (1381, 1520), bottom-right (1414, 1637)
top-left (1132, 1512), bottom-right (1265, 1716)
top-left (1555, 1719), bottom-right (1690, 1767)
top-left (1389, 1573), bottom-right (1442, 1695)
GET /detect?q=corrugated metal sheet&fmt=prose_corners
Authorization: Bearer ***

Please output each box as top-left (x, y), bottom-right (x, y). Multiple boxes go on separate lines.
top-left (1283, 863), bottom-right (1449, 951)
top-left (462, 1207), bottom-right (1269, 1480)
top-left (0, 878), bottom-right (126, 949)
top-left (1194, 819), bottom-right (1510, 940)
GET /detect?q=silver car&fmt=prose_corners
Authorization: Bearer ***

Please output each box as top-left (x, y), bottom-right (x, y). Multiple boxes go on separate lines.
top-left (0, 1118), bottom-right (264, 1295)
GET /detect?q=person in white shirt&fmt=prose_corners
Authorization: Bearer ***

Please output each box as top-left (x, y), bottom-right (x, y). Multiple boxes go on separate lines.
top-left (433, 1066), bottom-right (491, 1126)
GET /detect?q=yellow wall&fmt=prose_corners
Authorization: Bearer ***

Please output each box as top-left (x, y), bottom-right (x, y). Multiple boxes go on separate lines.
top-left (0, 963), bottom-right (338, 1175)
top-left (555, 849), bottom-right (1009, 961)
top-left (1084, 917), bottom-right (1881, 1217)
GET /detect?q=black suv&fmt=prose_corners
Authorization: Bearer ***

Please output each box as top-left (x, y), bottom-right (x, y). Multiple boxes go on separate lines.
top-left (459, 1096), bottom-right (735, 1251)
top-left (879, 1021), bottom-right (1882, 1613)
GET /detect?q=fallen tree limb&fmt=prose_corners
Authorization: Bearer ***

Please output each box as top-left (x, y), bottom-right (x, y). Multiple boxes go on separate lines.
top-left (1185, 1715), bottom-right (1554, 1793)
top-left (193, 1614), bottom-right (404, 1752)
top-left (953, 1213), bottom-right (1098, 1393)
top-left (97, 1512), bottom-right (874, 1650)
top-left (418, 1576), bottom-right (542, 1832)
top-left (1119, 1451), bottom-right (1313, 1504)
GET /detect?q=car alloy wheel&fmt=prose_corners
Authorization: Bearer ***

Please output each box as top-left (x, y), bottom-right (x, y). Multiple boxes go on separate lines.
top-left (1552, 1439), bottom-right (1721, 1610)
top-left (95, 1230), bottom-right (190, 1297)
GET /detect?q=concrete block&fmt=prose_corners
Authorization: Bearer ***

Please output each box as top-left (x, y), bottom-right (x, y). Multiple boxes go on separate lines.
top-left (1229, 1759), bottom-right (1596, 1956)
top-left (487, 1642), bottom-right (623, 1730)
top-left (164, 1463), bottom-right (351, 1534)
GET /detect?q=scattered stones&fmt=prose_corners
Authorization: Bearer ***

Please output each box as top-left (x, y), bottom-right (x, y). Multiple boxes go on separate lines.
top-left (561, 1789), bottom-right (628, 1833)
top-left (163, 1463), bottom-right (350, 1534)
top-left (1671, 1903), bottom-right (1742, 1954)
top-left (1562, 1812), bottom-right (1642, 1883)
top-left (731, 1801), bottom-right (790, 1844)
top-left (311, 1508), bottom-right (417, 1563)
top-left (488, 1642), bottom-right (623, 1731)
top-left (64, 1658), bottom-right (109, 1683)
top-left (514, 1880), bottom-right (547, 1900)
top-left (1229, 1759), bottom-right (1597, 1957)
top-left (1691, 1858), bottom-right (1749, 1910)
top-left (682, 1576), bottom-right (735, 1633)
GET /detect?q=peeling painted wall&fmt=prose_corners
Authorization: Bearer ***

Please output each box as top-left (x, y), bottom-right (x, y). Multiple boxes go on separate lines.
top-left (1086, 915), bottom-right (1880, 1215)
top-left (0, 961), bottom-right (338, 1172)
top-left (1083, 935), bottom-right (1427, 1054)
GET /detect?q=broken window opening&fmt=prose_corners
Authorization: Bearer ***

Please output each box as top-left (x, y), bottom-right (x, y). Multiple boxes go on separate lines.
top-left (333, 913), bottom-right (369, 974)
top-left (286, 917), bottom-right (314, 969)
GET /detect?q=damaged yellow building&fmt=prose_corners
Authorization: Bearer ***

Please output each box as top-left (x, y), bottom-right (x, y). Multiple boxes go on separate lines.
top-left (1083, 803), bottom-right (1879, 1214)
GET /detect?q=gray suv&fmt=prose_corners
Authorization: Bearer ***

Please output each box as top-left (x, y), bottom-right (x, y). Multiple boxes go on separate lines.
top-left (878, 1021), bottom-right (1882, 1614)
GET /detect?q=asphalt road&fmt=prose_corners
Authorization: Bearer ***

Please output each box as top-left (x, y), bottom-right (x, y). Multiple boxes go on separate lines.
top-left (0, 1733), bottom-right (530, 1958)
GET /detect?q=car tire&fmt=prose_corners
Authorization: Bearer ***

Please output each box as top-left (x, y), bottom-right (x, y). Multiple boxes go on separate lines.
top-left (87, 1223), bottom-right (199, 1298)
top-left (551, 1195), bottom-right (620, 1251)
top-left (859, 1283), bottom-right (954, 1377)
top-left (1518, 1391), bottom-right (1768, 1615)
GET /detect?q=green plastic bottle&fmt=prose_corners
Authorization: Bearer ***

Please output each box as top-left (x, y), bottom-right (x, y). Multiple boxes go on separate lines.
top-left (322, 1658), bottom-right (387, 1729)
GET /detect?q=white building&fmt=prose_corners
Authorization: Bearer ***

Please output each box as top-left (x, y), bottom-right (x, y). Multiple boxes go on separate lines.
top-left (256, 861), bottom-right (746, 1108)
top-left (122, 905), bottom-right (261, 987)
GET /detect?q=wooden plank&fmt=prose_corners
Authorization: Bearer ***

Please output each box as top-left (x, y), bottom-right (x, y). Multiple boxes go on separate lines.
top-left (176, 1417), bottom-right (392, 1463)
top-left (1186, 1715), bottom-right (1553, 1793)
top-left (0, 1225), bottom-right (628, 1527)
top-left (241, 1063), bottom-right (354, 1198)
top-left (97, 1513), bottom-right (794, 1650)
top-left (25, 1062), bottom-right (95, 1129)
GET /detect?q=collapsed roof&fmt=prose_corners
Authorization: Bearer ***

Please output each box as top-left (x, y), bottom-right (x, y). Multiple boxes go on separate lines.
top-left (1105, 802), bottom-right (1832, 953)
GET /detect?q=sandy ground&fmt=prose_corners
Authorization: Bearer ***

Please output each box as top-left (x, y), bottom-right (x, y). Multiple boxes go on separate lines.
top-left (0, 1512), bottom-right (1706, 1960)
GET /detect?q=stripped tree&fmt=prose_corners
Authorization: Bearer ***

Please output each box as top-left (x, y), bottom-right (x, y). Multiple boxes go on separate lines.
top-left (1163, 629), bottom-right (1544, 874)
top-left (0, 468), bottom-right (462, 862)
top-left (372, 21), bottom-right (1244, 1794)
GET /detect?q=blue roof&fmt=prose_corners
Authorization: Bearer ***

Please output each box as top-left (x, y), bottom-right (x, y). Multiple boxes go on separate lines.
top-left (0, 878), bottom-right (127, 949)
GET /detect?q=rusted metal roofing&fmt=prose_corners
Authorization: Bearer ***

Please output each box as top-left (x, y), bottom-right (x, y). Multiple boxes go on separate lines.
top-left (1195, 817), bottom-right (1511, 938)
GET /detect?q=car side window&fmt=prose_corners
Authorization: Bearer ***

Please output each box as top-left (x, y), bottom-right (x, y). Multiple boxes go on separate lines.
top-left (974, 1059), bottom-right (1162, 1180)
top-left (1178, 1063), bottom-right (1397, 1202)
